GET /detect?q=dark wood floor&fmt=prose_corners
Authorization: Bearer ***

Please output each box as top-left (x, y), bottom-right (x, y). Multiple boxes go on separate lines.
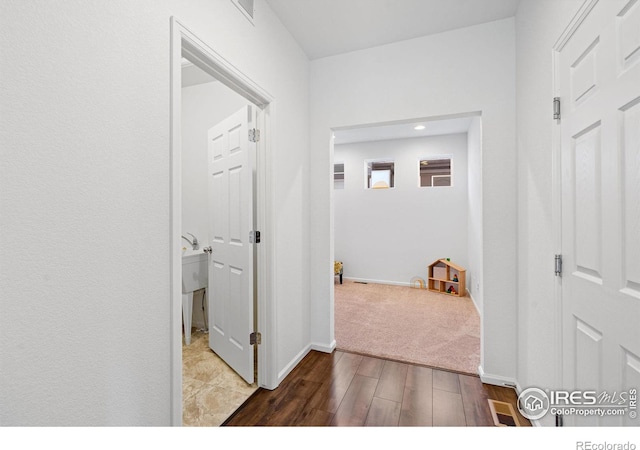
top-left (223, 350), bottom-right (531, 427)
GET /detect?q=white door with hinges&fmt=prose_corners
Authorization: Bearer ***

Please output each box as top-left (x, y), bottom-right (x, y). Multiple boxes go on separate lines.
top-left (207, 105), bottom-right (257, 384)
top-left (558, 0), bottom-right (640, 426)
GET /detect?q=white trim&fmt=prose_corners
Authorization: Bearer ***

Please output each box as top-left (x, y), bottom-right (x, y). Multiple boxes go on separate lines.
top-left (180, 24), bottom-right (269, 107)
top-left (551, 47), bottom-right (564, 393)
top-left (230, 0), bottom-right (255, 26)
top-left (169, 18), bottom-right (182, 427)
top-left (343, 277), bottom-right (411, 287)
top-left (552, 0), bottom-right (600, 52)
top-left (275, 340), bottom-right (337, 386)
top-left (311, 339), bottom-right (337, 354)
top-left (277, 345), bottom-right (311, 384)
top-left (257, 101), bottom-right (278, 391)
top-left (478, 365), bottom-right (517, 387)
top-left (330, 110), bottom-right (484, 383)
top-left (550, 0), bottom-right (599, 394)
top-left (332, 111), bottom-right (482, 133)
top-left (170, 16), bottom-right (276, 422)
top-left (468, 292), bottom-right (481, 316)
top-left (343, 278), bottom-right (474, 299)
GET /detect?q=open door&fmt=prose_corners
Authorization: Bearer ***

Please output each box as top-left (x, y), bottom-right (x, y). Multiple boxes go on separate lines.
top-left (558, 0), bottom-right (640, 426)
top-left (207, 105), bottom-right (257, 384)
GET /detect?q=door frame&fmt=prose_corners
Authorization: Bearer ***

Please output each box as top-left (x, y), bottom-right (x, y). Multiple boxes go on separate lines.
top-left (329, 111), bottom-right (484, 370)
top-left (170, 17), bottom-right (276, 425)
top-left (551, 0), bottom-right (600, 393)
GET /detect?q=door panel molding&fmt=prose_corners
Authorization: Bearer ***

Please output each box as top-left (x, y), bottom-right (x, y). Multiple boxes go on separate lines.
top-left (552, 0), bottom-right (603, 395)
top-left (554, 0), bottom-right (640, 426)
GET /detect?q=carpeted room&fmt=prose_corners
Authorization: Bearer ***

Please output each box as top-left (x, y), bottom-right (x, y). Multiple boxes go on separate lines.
top-left (334, 279), bottom-right (480, 375)
top-left (333, 117), bottom-right (482, 375)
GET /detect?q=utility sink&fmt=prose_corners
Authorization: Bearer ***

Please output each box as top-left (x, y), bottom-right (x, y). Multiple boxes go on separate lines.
top-left (182, 248), bottom-right (208, 345)
top-left (182, 248), bottom-right (207, 293)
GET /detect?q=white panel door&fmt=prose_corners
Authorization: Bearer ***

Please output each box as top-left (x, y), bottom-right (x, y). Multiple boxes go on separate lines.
top-left (559, 0), bottom-right (640, 426)
top-left (207, 105), bottom-right (256, 384)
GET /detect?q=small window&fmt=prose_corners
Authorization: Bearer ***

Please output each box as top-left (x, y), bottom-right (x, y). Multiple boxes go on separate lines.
top-left (420, 157), bottom-right (451, 187)
top-left (366, 160), bottom-right (394, 189)
top-left (334, 163), bottom-right (344, 190)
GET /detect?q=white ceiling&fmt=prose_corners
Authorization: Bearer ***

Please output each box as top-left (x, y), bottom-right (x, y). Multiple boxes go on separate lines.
top-left (183, 2), bottom-right (510, 143)
top-left (265, 0), bottom-right (522, 60)
top-left (181, 58), bottom-right (217, 88)
top-left (333, 116), bottom-right (474, 145)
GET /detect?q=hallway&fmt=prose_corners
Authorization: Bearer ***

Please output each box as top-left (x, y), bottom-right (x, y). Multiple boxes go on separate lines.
top-left (224, 350), bottom-right (530, 426)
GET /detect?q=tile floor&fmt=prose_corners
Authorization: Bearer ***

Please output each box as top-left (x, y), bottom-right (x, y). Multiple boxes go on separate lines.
top-left (182, 329), bottom-right (258, 426)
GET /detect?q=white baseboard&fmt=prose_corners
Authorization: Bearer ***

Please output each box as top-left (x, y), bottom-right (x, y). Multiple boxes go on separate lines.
top-left (276, 340), bottom-right (336, 385)
top-left (277, 345), bottom-right (311, 385)
top-left (344, 277), bottom-right (410, 287)
top-left (468, 291), bottom-right (481, 315)
top-left (478, 365), bottom-right (518, 388)
top-left (311, 339), bottom-right (336, 354)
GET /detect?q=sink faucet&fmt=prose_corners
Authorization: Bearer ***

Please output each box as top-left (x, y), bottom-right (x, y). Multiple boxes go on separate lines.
top-left (181, 233), bottom-right (199, 250)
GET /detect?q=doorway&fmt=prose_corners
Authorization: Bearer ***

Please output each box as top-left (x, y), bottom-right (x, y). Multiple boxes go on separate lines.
top-left (170, 18), bottom-right (274, 426)
top-left (180, 60), bottom-right (259, 424)
top-left (330, 113), bottom-right (484, 375)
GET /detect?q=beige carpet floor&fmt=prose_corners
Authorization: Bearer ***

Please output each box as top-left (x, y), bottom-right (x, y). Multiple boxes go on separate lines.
top-left (335, 280), bottom-right (480, 375)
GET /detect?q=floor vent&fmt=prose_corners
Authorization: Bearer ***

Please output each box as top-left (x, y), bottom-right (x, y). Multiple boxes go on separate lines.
top-left (488, 399), bottom-right (521, 427)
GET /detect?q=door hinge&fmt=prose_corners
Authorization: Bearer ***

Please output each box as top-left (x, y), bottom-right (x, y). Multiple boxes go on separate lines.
top-left (553, 97), bottom-right (561, 120)
top-left (555, 254), bottom-right (563, 277)
top-left (250, 331), bottom-right (261, 345)
top-left (248, 128), bottom-right (260, 143)
top-left (249, 230), bottom-right (261, 244)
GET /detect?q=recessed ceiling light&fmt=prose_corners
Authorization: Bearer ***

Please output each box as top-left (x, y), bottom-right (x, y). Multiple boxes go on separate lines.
top-left (414, 125), bottom-right (425, 130)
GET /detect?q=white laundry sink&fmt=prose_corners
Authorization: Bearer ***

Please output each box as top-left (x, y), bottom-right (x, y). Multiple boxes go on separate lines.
top-left (182, 248), bottom-right (207, 293)
top-left (182, 248), bottom-right (208, 345)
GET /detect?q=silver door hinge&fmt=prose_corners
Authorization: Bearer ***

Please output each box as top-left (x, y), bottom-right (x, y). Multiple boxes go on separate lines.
top-left (250, 331), bottom-right (261, 345)
top-left (553, 97), bottom-right (561, 120)
top-left (248, 128), bottom-right (260, 142)
top-left (555, 254), bottom-right (563, 277)
top-left (249, 230), bottom-right (261, 244)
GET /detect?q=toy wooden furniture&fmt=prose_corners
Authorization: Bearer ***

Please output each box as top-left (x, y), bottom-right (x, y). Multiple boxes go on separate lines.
top-left (334, 261), bottom-right (343, 284)
top-left (427, 258), bottom-right (466, 296)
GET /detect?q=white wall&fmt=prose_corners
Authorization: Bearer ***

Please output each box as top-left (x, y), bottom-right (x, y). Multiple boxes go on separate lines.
top-left (181, 80), bottom-right (248, 329)
top-left (309, 18), bottom-right (517, 381)
top-left (0, 0), bottom-right (309, 425)
top-left (515, 0), bottom-right (582, 426)
top-left (334, 134), bottom-right (469, 286)
top-left (467, 117), bottom-right (483, 314)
